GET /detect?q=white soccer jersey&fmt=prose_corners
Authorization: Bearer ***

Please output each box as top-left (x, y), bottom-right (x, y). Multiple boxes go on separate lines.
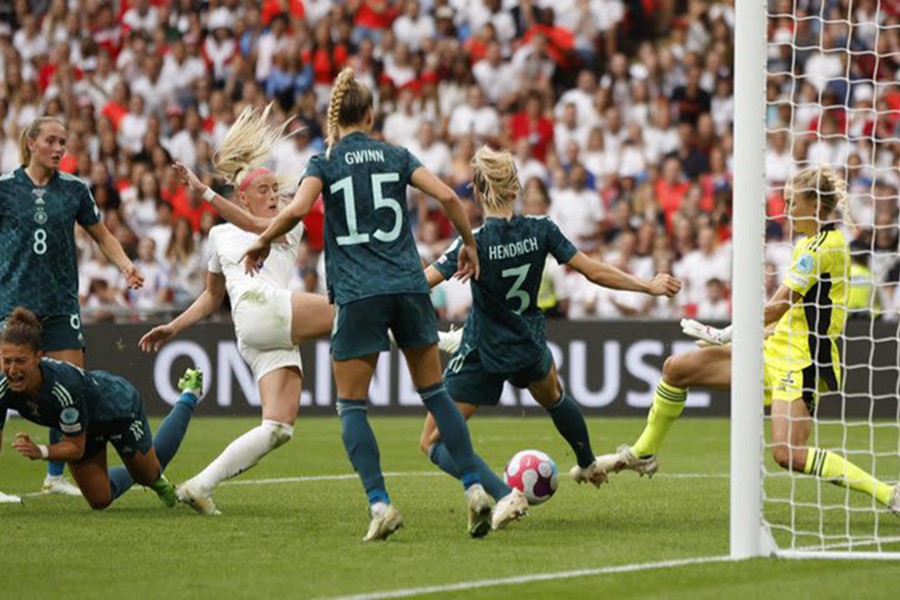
top-left (207, 222), bottom-right (305, 309)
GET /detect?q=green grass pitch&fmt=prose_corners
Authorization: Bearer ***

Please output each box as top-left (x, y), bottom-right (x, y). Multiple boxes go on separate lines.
top-left (1, 415), bottom-right (898, 599)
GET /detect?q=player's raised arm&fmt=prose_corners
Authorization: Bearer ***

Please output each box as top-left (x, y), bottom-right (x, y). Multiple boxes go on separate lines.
top-left (567, 251), bottom-right (682, 297)
top-left (174, 162), bottom-right (271, 234)
top-left (410, 167), bottom-right (479, 282)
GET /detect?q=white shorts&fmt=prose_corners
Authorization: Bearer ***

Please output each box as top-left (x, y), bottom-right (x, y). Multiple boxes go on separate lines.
top-left (233, 286), bottom-right (302, 381)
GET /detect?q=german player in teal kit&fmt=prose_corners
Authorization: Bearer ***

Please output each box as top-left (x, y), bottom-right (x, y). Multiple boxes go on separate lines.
top-left (243, 67), bottom-right (493, 541)
top-left (421, 147), bottom-right (682, 529)
top-left (0, 308), bottom-right (201, 509)
top-left (0, 117), bottom-right (144, 496)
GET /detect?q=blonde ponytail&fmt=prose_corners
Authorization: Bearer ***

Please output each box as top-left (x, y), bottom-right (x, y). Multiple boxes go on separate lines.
top-left (790, 164), bottom-right (850, 225)
top-left (324, 67), bottom-right (374, 159)
top-left (470, 146), bottom-right (521, 213)
top-left (213, 103), bottom-right (294, 194)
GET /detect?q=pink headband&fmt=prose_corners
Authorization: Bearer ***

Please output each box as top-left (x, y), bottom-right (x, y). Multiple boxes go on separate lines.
top-left (239, 167), bottom-right (273, 192)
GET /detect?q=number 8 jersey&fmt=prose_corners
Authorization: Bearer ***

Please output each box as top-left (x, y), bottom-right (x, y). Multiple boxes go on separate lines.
top-left (0, 168), bottom-right (101, 317)
top-left (303, 132), bottom-right (428, 305)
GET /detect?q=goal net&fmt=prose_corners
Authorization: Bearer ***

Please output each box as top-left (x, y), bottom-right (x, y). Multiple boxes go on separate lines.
top-left (735, 0), bottom-right (900, 558)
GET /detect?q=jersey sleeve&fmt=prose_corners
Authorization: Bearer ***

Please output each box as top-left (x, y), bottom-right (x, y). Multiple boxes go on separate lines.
top-left (433, 237), bottom-right (462, 280)
top-left (302, 154), bottom-right (325, 182)
top-left (784, 243), bottom-right (822, 296)
top-left (75, 182), bottom-right (102, 227)
top-left (403, 148), bottom-right (424, 182)
top-left (545, 218), bottom-right (578, 264)
top-left (207, 230), bottom-right (222, 273)
top-left (50, 380), bottom-right (87, 437)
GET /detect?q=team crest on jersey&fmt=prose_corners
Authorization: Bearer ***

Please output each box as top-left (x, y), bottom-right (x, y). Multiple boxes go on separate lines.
top-left (34, 209), bottom-right (47, 224)
top-left (60, 407), bottom-right (79, 425)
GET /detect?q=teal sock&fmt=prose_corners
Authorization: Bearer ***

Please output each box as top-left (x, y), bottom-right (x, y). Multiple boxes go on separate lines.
top-left (546, 393), bottom-right (595, 468)
top-left (337, 399), bottom-right (389, 505)
top-left (428, 442), bottom-right (512, 501)
top-left (47, 428), bottom-right (64, 477)
top-left (109, 393), bottom-right (198, 501)
top-left (419, 383), bottom-right (480, 489)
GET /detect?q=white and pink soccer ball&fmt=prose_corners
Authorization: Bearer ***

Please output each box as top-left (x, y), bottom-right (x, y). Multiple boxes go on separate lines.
top-left (503, 449), bottom-right (559, 505)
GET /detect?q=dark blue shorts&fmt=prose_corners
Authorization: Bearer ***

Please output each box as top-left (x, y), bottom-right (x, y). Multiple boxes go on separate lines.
top-left (0, 313), bottom-right (85, 352)
top-left (82, 411), bottom-right (153, 461)
top-left (444, 345), bottom-right (553, 407)
top-left (331, 293), bottom-right (439, 361)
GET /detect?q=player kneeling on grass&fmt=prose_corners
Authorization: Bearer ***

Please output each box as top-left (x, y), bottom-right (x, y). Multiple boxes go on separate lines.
top-left (420, 146), bottom-right (682, 530)
top-left (597, 166), bottom-right (900, 515)
top-left (0, 307), bottom-right (202, 509)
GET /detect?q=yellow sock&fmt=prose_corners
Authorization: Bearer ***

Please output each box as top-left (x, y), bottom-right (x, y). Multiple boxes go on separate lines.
top-left (631, 381), bottom-right (687, 458)
top-left (804, 448), bottom-right (894, 506)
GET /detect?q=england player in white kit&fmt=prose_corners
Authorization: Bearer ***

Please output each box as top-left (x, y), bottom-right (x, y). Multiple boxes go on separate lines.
top-left (139, 106), bottom-right (334, 515)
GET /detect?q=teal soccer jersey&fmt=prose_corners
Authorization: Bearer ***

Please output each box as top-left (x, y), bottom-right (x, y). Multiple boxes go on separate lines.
top-left (0, 168), bottom-right (101, 317)
top-left (303, 132), bottom-right (428, 304)
top-left (434, 215), bottom-right (578, 373)
top-left (0, 359), bottom-right (141, 437)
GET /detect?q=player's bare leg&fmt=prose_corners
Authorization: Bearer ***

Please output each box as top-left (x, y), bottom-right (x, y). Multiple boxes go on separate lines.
top-left (68, 450), bottom-right (113, 510)
top-left (41, 348), bottom-right (84, 496)
top-left (120, 446), bottom-right (176, 507)
top-left (598, 345), bottom-right (732, 477)
top-left (289, 292), bottom-right (335, 345)
top-left (178, 367), bottom-right (299, 516)
top-left (770, 397), bottom-right (898, 513)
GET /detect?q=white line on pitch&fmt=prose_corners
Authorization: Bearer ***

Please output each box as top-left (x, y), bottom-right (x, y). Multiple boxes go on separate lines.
top-left (7, 471), bottom-right (730, 497)
top-left (322, 555), bottom-right (734, 600)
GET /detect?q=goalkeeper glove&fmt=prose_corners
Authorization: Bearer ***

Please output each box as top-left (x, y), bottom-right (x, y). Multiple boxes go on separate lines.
top-left (680, 318), bottom-right (733, 346)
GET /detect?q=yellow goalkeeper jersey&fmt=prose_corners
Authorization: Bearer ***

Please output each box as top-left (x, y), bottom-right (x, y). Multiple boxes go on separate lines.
top-left (764, 224), bottom-right (849, 390)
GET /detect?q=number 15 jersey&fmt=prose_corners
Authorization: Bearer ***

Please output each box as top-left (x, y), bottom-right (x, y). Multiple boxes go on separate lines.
top-left (303, 132), bottom-right (427, 305)
top-left (0, 168), bottom-right (101, 317)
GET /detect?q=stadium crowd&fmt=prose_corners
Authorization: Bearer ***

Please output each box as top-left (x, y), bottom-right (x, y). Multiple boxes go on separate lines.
top-left (0, 0), bottom-right (897, 323)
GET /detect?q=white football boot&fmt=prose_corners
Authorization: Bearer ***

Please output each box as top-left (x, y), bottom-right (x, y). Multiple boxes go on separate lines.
top-left (465, 484), bottom-right (493, 538)
top-left (491, 489), bottom-right (529, 530)
top-left (364, 503), bottom-right (403, 542)
top-left (42, 475), bottom-right (83, 496)
top-left (176, 479), bottom-right (221, 516)
top-left (437, 325), bottom-right (464, 355)
top-left (889, 483), bottom-right (900, 518)
top-left (0, 490), bottom-right (23, 504)
top-left (569, 461), bottom-right (609, 488)
top-left (594, 445), bottom-right (659, 478)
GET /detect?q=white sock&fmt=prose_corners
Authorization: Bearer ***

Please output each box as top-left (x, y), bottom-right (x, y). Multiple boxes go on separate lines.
top-left (191, 420), bottom-right (293, 493)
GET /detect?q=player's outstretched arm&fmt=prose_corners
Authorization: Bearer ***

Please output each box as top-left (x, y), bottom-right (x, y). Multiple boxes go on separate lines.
top-left (410, 167), bottom-right (479, 282)
top-left (13, 431), bottom-right (85, 462)
top-left (84, 221), bottom-right (144, 289)
top-left (244, 176), bottom-right (322, 274)
top-left (139, 272), bottom-right (227, 352)
top-left (173, 162), bottom-right (271, 234)
top-left (567, 252), bottom-right (682, 297)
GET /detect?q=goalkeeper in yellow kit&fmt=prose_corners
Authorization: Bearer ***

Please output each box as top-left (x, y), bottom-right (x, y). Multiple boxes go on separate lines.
top-left (597, 165), bottom-right (900, 514)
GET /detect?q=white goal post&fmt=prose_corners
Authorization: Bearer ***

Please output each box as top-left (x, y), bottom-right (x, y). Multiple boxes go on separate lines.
top-left (732, 0), bottom-right (900, 559)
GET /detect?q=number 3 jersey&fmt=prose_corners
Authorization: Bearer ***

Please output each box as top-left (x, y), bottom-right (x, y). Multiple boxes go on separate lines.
top-left (434, 215), bottom-right (578, 373)
top-left (303, 132), bottom-right (427, 305)
top-left (0, 168), bottom-right (101, 317)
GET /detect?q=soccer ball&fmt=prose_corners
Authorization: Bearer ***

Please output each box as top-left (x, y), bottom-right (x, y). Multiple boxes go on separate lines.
top-left (503, 449), bottom-right (559, 505)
